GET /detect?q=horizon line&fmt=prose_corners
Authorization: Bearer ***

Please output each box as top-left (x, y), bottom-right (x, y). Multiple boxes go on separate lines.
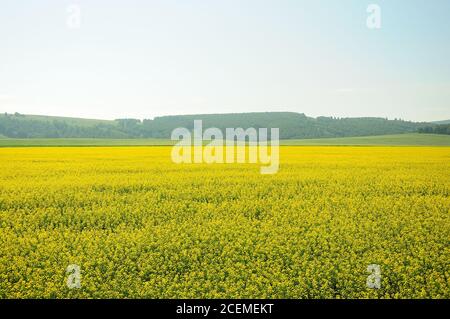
top-left (1, 111), bottom-right (443, 124)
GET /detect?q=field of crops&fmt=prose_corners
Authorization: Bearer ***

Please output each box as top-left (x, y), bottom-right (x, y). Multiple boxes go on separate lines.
top-left (0, 146), bottom-right (449, 298)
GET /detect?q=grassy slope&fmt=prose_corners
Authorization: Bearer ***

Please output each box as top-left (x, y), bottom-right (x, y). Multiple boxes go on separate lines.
top-left (15, 114), bottom-right (115, 127)
top-left (282, 133), bottom-right (450, 146)
top-left (432, 120), bottom-right (450, 125)
top-left (0, 138), bottom-right (173, 147)
top-left (0, 133), bottom-right (449, 147)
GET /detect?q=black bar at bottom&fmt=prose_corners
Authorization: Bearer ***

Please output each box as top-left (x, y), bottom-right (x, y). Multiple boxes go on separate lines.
top-left (0, 299), bottom-right (445, 318)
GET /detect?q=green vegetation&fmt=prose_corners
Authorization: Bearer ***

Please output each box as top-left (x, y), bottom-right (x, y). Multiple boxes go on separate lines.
top-left (418, 123), bottom-right (450, 135)
top-left (431, 119), bottom-right (450, 125)
top-left (0, 112), bottom-right (430, 139)
top-left (283, 134), bottom-right (450, 146)
top-left (1, 134), bottom-right (449, 147)
top-left (0, 138), bottom-right (173, 147)
top-left (20, 114), bottom-right (113, 127)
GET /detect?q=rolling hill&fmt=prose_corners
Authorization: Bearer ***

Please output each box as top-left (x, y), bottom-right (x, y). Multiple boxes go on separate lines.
top-left (431, 119), bottom-right (450, 124)
top-left (283, 133), bottom-right (450, 146)
top-left (0, 112), bottom-right (432, 140)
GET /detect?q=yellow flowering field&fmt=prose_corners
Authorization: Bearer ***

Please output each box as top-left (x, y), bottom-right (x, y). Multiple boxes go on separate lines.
top-left (0, 146), bottom-right (449, 298)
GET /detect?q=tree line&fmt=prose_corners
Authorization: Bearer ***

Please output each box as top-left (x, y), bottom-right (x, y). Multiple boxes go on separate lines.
top-left (418, 124), bottom-right (450, 135)
top-left (0, 112), bottom-right (433, 139)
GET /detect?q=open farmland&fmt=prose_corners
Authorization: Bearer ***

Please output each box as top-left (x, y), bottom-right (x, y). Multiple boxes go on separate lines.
top-left (1, 133), bottom-right (450, 147)
top-left (0, 146), bottom-right (449, 298)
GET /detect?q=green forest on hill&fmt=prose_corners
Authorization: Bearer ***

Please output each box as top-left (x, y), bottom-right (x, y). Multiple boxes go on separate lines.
top-left (0, 112), bottom-right (434, 139)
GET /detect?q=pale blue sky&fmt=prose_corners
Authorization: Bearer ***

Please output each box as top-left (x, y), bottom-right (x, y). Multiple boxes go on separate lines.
top-left (0, 0), bottom-right (449, 121)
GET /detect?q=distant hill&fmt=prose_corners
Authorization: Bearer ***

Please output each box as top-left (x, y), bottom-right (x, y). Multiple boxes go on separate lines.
top-left (21, 114), bottom-right (113, 127)
top-left (285, 133), bottom-right (450, 146)
top-left (418, 123), bottom-right (450, 135)
top-left (431, 120), bottom-right (450, 125)
top-left (0, 112), bottom-right (433, 139)
top-left (0, 113), bottom-right (128, 139)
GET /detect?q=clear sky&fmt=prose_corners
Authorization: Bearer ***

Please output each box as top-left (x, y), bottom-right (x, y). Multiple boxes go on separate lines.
top-left (0, 0), bottom-right (449, 121)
